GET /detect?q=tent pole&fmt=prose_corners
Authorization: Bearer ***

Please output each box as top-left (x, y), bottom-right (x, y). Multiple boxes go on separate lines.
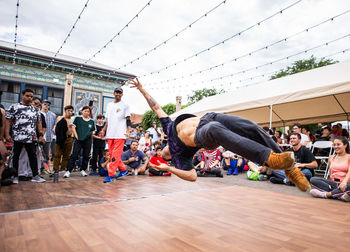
top-left (269, 104), bottom-right (272, 129)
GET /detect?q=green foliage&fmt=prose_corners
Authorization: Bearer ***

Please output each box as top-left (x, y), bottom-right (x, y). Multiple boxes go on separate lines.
top-left (187, 88), bottom-right (225, 104)
top-left (270, 56), bottom-right (337, 80)
top-left (141, 103), bottom-right (176, 130)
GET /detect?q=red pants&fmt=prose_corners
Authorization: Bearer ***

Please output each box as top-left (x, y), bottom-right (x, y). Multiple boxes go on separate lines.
top-left (107, 139), bottom-right (126, 176)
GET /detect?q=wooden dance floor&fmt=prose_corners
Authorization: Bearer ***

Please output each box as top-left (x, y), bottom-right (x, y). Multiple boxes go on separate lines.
top-left (0, 175), bottom-right (349, 251)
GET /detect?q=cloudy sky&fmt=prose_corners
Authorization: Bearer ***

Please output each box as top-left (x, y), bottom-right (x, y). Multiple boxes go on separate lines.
top-left (1, 0), bottom-right (350, 114)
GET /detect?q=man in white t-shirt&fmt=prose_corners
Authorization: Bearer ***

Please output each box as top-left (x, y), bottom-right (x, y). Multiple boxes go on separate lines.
top-left (101, 86), bottom-right (131, 183)
top-left (292, 123), bottom-right (309, 146)
top-left (147, 121), bottom-right (162, 142)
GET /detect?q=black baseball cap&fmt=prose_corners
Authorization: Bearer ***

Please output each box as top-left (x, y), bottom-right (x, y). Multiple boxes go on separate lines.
top-left (114, 87), bottom-right (123, 93)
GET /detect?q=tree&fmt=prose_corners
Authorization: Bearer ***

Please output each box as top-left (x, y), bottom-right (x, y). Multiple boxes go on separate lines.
top-left (270, 55), bottom-right (337, 80)
top-left (141, 103), bottom-right (176, 130)
top-left (187, 88), bottom-right (225, 104)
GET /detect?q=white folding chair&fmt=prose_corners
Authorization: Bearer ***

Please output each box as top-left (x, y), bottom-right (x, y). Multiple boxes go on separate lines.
top-left (311, 141), bottom-right (334, 178)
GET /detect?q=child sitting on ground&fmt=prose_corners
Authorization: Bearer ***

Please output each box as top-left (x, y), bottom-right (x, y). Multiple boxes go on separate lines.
top-left (98, 149), bottom-right (110, 177)
top-left (149, 147), bottom-right (171, 176)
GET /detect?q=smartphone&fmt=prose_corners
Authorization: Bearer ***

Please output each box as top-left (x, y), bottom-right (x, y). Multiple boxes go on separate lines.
top-left (89, 100), bottom-right (93, 106)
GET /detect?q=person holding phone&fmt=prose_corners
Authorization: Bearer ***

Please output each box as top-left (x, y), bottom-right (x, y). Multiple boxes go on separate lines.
top-left (310, 136), bottom-right (350, 202)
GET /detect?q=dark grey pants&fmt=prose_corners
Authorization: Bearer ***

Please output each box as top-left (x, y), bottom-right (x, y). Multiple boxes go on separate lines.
top-left (194, 113), bottom-right (281, 165)
top-left (310, 177), bottom-right (350, 198)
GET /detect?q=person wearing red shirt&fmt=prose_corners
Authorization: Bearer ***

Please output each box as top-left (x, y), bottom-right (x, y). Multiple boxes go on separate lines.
top-left (149, 147), bottom-right (171, 176)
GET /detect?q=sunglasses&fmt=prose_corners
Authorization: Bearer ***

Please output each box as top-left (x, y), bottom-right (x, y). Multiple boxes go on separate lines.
top-left (34, 102), bottom-right (41, 105)
top-left (44, 103), bottom-right (51, 106)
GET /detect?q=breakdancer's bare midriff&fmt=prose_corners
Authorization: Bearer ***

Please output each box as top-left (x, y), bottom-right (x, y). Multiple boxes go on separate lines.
top-left (176, 117), bottom-right (201, 147)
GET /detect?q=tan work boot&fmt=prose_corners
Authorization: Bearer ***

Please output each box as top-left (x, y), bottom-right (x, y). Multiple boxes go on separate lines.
top-left (285, 167), bottom-right (311, 192)
top-left (266, 151), bottom-right (295, 170)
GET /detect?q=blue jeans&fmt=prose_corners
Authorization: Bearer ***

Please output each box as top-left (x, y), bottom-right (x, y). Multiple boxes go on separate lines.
top-left (272, 168), bottom-right (312, 182)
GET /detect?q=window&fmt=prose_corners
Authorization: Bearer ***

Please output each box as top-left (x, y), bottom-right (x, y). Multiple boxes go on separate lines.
top-left (47, 88), bottom-right (64, 115)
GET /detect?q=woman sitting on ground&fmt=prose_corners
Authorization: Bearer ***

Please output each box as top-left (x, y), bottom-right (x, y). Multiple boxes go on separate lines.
top-left (139, 131), bottom-right (152, 152)
top-left (310, 136), bottom-right (350, 202)
top-left (149, 146), bottom-right (171, 176)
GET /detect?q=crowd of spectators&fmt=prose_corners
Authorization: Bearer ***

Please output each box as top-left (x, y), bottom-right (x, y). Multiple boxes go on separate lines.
top-left (0, 88), bottom-right (349, 203)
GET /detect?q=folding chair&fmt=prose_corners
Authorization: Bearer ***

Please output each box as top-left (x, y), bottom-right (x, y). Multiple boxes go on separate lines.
top-left (311, 141), bottom-right (334, 178)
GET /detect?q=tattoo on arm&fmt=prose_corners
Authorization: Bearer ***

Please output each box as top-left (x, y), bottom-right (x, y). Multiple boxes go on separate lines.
top-left (146, 95), bottom-right (157, 108)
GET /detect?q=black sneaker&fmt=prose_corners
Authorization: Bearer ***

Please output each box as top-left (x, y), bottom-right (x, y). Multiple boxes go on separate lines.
top-left (269, 177), bottom-right (285, 184)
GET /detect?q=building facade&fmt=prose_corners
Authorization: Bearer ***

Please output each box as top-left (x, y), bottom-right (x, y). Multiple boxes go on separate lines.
top-left (0, 40), bottom-right (136, 117)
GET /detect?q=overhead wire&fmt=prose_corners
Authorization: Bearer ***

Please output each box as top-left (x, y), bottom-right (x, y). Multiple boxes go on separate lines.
top-left (140, 0), bottom-right (303, 78)
top-left (208, 33), bottom-right (350, 83)
top-left (12, 0), bottom-right (20, 64)
top-left (44, 0), bottom-right (90, 70)
top-left (150, 35), bottom-right (350, 91)
top-left (72, 0), bottom-right (153, 74)
top-left (145, 9), bottom-right (350, 87)
top-left (116, 0), bottom-right (228, 70)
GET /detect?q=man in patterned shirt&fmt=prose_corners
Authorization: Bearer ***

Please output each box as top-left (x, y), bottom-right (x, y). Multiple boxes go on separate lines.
top-left (5, 89), bottom-right (46, 183)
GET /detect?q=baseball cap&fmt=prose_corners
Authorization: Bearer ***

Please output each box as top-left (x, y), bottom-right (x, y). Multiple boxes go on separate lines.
top-left (114, 87), bottom-right (123, 93)
top-left (43, 99), bottom-right (51, 105)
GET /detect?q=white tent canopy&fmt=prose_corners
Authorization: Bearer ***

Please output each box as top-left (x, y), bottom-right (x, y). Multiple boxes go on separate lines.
top-left (171, 60), bottom-right (350, 127)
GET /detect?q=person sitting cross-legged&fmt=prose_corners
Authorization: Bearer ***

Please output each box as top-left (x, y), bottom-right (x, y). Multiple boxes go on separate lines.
top-left (196, 148), bottom-right (223, 177)
top-left (149, 146), bottom-right (171, 176)
top-left (121, 140), bottom-right (149, 176)
top-left (98, 149), bottom-right (110, 177)
top-left (270, 132), bottom-right (317, 186)
top-left (222, 151), bottom-right (245, 175)
top-left (310, 136), bottom-right (350, 202)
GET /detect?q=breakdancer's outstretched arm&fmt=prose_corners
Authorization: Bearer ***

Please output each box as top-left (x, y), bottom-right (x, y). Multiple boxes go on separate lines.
top-left (129, 77), bottom-right (198, 182)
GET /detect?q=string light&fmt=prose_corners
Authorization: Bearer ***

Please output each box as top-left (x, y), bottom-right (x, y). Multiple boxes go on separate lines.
top-left (146, 9), bottom-right (350, 87)
top-left (72, 0), bottom-right (153, 74)
top-left (141, 0), bottom-right (303, 77)
top-left (116, 0), bottom-right (228, 70)
top-left (208, 34), bottom-right (350, 83)
top-left (44, 0), bottom-right (90, 70)
top-left (148, 34), bottom-right (350, 91)
top-left (13, 0), bottom-right (20, 64)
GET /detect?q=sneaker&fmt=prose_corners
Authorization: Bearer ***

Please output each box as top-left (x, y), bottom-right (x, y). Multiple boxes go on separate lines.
top-left (134, 170), bottom-right (138, 176)
top-left (63, 171), bottom-right (70, 178)
top-left (89, 171), bottom-right (98, 176)
top-left (258, 174), bottom-right (268, 181)
top-left (13, 177), bottom-right (19, 184)
top-left (340, 193), bottom-right (350, 202)
top-left (227, 168), bottom-right (233, 175)
top-left (80, 170), bottom-right (87, 177)
top-left (114, 170), bottom-right (128, 179)
top-left (285, 168), bottom-right (311, 192)
top-left (31, 175), bottom-right (46, 183)
top-left (266, 151), bottom-right (294, 171)
top-left (310, 189), bottom-right (327, 198)
top-left (149, 173), bottom-right (154, 176)
top-left (162, 172), bottom-right (171, 176)
top-left (269, 177), bottom-right (285, 184)
top-left (103, 176), bottom-right (114, 183)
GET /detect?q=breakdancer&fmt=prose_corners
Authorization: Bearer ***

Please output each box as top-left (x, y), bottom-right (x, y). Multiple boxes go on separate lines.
top-left (129, 78), bottom-right (310, 192)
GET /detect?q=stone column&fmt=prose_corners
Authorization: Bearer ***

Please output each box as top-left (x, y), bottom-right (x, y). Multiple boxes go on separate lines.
top-left (176, 96), bottom-right (182, 112)
top-left (64, 74), bottom-right (73, 107)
